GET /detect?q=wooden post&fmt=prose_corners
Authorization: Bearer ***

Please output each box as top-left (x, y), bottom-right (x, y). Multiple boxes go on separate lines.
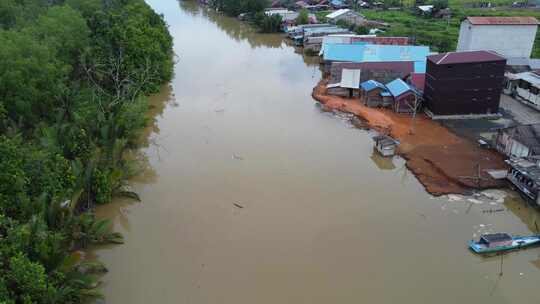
top-left (499, 254), bottom-right (504, 277)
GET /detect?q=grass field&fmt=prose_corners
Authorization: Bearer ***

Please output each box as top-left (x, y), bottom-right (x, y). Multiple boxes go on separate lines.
top-left (316, 2), bottom-right (540, 57)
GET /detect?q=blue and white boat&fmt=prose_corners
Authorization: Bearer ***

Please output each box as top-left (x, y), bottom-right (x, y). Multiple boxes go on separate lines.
top-left (469, 233), bottom-right (540, 254)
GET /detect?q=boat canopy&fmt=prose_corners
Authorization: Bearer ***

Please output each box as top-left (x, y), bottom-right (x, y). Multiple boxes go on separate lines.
top-left (480, 233), bottom-right (512, 244)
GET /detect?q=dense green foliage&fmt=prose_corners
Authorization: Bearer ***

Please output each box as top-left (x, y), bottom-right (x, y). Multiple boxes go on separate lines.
top-left (253, 12), bottom-right (283, 32)
top-left (208, 0), bottom-right (285, 33)
top-left (0, 0), bottom-right (172, 302)
top-left (296, 8), bottom-right (309, 25)
top-left (208, 0), bottom-right (268, 16)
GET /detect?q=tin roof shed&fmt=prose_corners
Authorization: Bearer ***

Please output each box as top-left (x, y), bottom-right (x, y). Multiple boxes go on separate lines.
top-left (385, 78), bottom-right (412, 97)
top-left (326, 9), bottom-right (350, 19)
top-left (340, 69), bottom-right (361, 89)
top-left (361, 80), bottom-right (386, 91)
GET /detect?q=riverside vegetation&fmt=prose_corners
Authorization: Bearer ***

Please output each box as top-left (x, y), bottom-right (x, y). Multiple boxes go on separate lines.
top-left (208, 0), bottom-right (284, 32)
top-left (0, 0), bottom-right (172, 302)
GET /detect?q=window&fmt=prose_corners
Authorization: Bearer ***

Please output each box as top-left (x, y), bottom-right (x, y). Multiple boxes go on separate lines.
top-left (519, 80), bottom-right (531, 89)
top-left (531, 87), bottom-right (539, 95)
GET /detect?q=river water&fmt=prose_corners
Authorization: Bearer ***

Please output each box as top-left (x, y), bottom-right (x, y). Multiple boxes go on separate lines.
top-left (93, 1), bottom-right (540, 303)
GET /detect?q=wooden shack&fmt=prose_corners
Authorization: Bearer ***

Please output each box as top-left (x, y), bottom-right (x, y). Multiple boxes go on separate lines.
top-left (373, 135), bottom-right (399, 157)
top-left (360, 80), bottom-right (390, 107)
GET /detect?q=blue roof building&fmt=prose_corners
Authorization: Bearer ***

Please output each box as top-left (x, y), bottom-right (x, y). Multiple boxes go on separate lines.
top-left (323, 44), bottom-right (365, 62)
top-left (383, 78), bottom-right (420, 114)
top-left (385, 78), bottom-right (412, 97)
top-left (323, 44), bottom-right (430, 73)
top-left (360, 80), bottom-right (387, 92)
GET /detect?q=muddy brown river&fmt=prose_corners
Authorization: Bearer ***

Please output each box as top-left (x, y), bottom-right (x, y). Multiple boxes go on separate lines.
top-left (93, 1), bottom-right (540, 303)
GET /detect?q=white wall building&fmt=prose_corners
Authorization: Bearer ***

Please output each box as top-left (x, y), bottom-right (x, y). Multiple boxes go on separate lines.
top-left (457, 16), bottom-right (539, 58)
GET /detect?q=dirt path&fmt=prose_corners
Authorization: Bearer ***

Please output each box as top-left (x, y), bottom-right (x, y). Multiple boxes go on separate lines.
top-left (313, 79), bottom-right (508, 196)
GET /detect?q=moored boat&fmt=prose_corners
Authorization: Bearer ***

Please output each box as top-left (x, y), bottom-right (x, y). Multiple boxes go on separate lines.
top-left (469, 233), bottom-right (540, 254)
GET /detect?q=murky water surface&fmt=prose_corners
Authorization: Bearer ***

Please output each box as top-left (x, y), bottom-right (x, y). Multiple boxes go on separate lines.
top-left (94, 1), bottom-right (540, 303)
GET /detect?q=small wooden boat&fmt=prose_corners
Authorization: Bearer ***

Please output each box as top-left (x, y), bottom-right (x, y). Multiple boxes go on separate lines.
top-left (469, 233), bottom-right (540, 254)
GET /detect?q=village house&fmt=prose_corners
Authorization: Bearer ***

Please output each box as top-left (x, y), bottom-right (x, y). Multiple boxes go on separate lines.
top-left (330, 0), bottom-right (350, 8)
top-left (330, 61), bottom-right (414, 87)
top-left (316, 34), bottom-right (409, 54)
top-left (423, 50), bottom-right (506, 118)
top-left (326, 68), bottom-right (362, 97)
top-left (322, 44), bottom-right (429, 73)
top-left (495, 124), bottom-right (540, 158)
top-left (416, 5), bottom-right (434, 16)
top-left (326, 9), bottom-right (366, 26)
top-left (329, 61), bottom-right (414, 85)
top-left (300, 26), bottom-right (351, 45)
top-left (506, 158), bottom-right (540, 205)
top-left (385, 78), bottom-right (420, 114)
top-left (360, 80), bottom-right (390, 107)
top-left (457, 16), bottom-right (539, 58)
top-left (505, 71), bottom-right (540, 111)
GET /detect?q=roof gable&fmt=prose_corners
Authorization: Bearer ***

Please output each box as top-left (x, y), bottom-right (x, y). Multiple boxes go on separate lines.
top-left (428, 50), bottom-right (506, 65)
top-left (385, 78), bottom-right (411, 97)
top-left (326, 9), bottom-right (350, 19)
top-left (360, 80), bottom-right (386, 91)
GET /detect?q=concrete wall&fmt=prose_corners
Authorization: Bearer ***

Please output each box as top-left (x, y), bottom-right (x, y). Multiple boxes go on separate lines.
top-left (457, 20), bottom-right (538, 58)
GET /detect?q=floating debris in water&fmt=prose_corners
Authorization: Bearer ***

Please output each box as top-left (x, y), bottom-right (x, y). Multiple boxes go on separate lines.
top-left (232, 154), bottom-right (244, 160)
top-left (467, 198), bottom-right (483, 205)
top-left (448, 194), bottom-right (463, 202)
top-left (480, 189), bottom-right (507, 204)
top-left (482, 208), bottom-right (506, 214)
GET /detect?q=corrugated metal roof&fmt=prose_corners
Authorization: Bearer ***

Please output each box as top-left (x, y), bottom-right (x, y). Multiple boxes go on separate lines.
top-left (320, 36), bottom-right (409, 55)
top-left (324, 44), bottom-right (429, 72)
top-left (514, 71), bottom-right (540, 87)
top-left (326, 8), bottom-right (350, 19)
top-left (385, 78), bottom-right (411, 97)
top-left (340, 69), bottom-right (361, 89)
top-left (467, 16), bottom-right (539, 25)
top-left (304, 27), bottom-right (350, 37)
top-left (417, 5), bottom-right (433, 12)
top-left (503, 123), bottom-right (540, 154)
top-left (324, 43), bottom-right (365, 62)
top-left (360, 80), bottom-right (386, 91)
top-left (428, 50), bottom-right (505, 65)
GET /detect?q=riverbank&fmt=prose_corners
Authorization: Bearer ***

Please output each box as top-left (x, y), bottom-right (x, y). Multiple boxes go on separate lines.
top-left (312, 78), bottom-right (508, 196)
